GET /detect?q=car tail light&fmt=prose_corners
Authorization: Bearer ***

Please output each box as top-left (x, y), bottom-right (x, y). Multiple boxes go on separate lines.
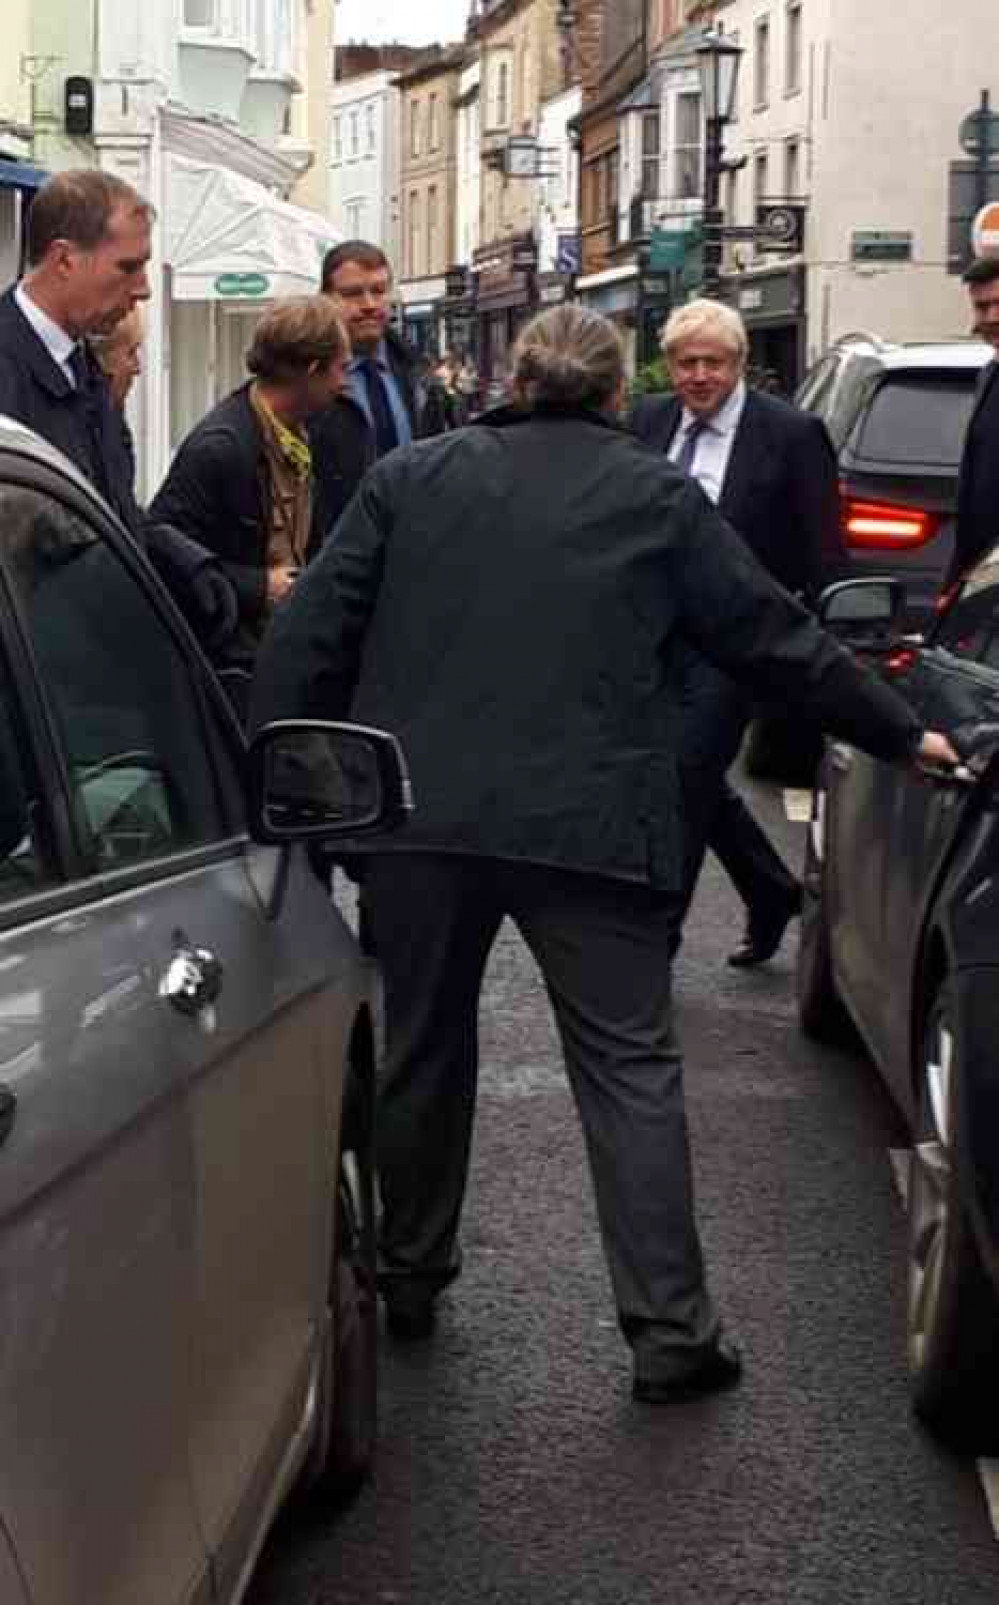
top-left (841, 496), bottom-right (942, 551)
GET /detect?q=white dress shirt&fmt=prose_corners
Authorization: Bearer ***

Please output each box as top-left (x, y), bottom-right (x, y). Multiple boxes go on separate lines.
top-left (14, 284), bottom-right (77, 386)
top-left (667, 380), bottom-right (747, 505)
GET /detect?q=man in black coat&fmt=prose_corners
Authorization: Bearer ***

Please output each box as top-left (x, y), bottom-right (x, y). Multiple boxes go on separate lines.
top-left (308, 240), bottom-right (450, 549)
top-left (947, 256), bottom-right (999, 587)
top-left (251, 305), bottom-right (955, 1403)
top-left (632, 298), bottom-right (844, 966)
top-left (0, 168), bottom-right (236, 653)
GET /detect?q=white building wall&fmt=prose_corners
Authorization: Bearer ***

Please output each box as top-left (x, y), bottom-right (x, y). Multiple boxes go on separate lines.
top-left (330, 71), bottom-right (402, 262)
top-left (537, 85), bottom-right (580, 273)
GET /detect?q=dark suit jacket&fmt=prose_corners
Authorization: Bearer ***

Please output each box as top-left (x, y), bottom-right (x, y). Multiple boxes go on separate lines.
top-left (950, 358), bottom-right (999, 587)
top-left (630, 387), bottom-right (844, 599)
top-left (308, 328), bottom-right (448, 554)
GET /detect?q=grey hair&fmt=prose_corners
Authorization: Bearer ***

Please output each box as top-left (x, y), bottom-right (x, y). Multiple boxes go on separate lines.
top-left (661, 297), bottom-right (748, 363)
top-left (511, 305), bottom-right (625, 409)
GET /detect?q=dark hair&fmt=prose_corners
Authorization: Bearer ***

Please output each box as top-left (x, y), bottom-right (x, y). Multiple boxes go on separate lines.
top-left (320, 239), bottom-right (392, 293)
top-left (246, 296), bottom-right (350, 383)
top-left (27, 169), bottom-right (153, 267)
top-left (511, 305), bottom-right (625, 409)
top-left (963, 256), bottom-right (999, 286)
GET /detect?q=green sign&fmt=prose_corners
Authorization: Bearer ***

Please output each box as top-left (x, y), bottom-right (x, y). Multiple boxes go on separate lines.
top-left (214, 272), bottom-right (271, 297)
top-left (850, 230), bottom-right (913, 264)
top-left (648, 229), bottom-right (690, 272)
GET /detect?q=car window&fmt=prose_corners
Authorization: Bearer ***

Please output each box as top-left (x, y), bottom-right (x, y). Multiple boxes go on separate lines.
top-left (824, 355), bottom-right (882, 450)
top-left (933, 541), bottom-right (999, 665)
top-left (795, 355), bottom-right (837, 414)
top-left (0, 657), bottom-right (58, 902)
top-left (0, 484), bottom-right (238, 875)
top-left (853, 374), bottom-right (979, 468)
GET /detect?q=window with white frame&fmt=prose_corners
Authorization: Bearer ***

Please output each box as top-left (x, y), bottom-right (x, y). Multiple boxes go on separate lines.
top-left (349, 111), bottom-right (360, 158)
top-left (249, 0), bottom-right (295, 73)
top-left (346, 198), bottom-right (365, 235)
top-left (428, 185), bottom-right (439, 270)
top-left (184, 0), bottom-right (216, 26)
top-left (429, 93), bottom-right (440, 151)
top-left (784, 138), bottom-right (801, 196)
top-left (674, 92), bottom-right (701, 199)
top-left (366, 103), bottom-right (376, 154)
top-left (489, 54), bottom-right (511, 129)
top-left (333, 114), bottom-right (342, 163)
top-left (785, 1), bottom-right (802, 95)
top-left (753, 149), bottom-right (769, 212)
top-left (408, 189), bottom-right (420, 276)
top-left (641, 112), bottom-right (661, 201)
top-left (754, 15), bottom-right (771, 109)
top-left (410, 98), bottom-right (421, 157)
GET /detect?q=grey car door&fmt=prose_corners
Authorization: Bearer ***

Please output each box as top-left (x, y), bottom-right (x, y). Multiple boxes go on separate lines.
top-left (0, 473), bottom-right (366, 1597)
top-left (0, 479), bottom-right (211, 1604)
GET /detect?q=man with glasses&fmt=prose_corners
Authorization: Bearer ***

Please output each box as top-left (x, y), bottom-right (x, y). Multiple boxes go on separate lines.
top-left (309, 240), bottom-right (451, 551)
top-left (949, 257), bottom-right (999, 586)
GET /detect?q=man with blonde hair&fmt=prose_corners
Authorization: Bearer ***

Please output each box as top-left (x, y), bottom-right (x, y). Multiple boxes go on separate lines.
top-left (633, 297), bottom-right (843, 967)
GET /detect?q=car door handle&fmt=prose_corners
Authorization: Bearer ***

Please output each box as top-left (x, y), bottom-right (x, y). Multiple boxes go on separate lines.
top-left (0, 1084), bottom-right (15, 1147)
top-left (159, 943), bottom-right (224, 1018)
top-left (917, 760), bottom-right (976, 787)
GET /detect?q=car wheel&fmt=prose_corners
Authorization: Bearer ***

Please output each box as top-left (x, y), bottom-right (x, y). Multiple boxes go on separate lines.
top-left (796, 789), bottom-right (850, 1042)
top-left (908, 985), bottom-right (999, 1452)
top-left (302, 1077), bottom-right (378, 1503)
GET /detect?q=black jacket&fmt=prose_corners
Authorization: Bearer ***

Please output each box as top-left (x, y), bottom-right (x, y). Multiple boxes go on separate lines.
top-left (149, 384), bottom-right (274, 660)
top-left (950, 359), bottom-right (999, 586)
top-left (251, 405), bottom-right (920, 893)
top-left (0, 288), bottom-right (235, 651)
top-left (630, 387), bottom-right (844, 598)
top-left (308, 328), bottom-right (448, 551)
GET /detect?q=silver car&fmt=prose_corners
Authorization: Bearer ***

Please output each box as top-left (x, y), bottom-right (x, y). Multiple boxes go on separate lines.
top-left (0, 418), bottom-right (409, 1604)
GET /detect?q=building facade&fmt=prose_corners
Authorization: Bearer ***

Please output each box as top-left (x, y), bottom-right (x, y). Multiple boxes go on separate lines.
top-left (0, 0), bottom-right (43, 287)
top-left (397, 46), bottom-right (464, 356)
top-left (330, 47), bottom-right (427, 262)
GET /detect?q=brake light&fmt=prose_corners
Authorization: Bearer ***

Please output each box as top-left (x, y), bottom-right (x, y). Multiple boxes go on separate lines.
top-left (841, 497), bottom-right (942, 551)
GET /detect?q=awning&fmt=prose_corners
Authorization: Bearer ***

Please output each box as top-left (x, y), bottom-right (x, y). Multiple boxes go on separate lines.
top-left (0, 158), bottom-right (48, 192)
top-left (165, 154), bottom-right (342, 302)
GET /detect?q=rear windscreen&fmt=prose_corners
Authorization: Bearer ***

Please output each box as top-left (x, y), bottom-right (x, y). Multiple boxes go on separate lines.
top-left (853, 374), bottom-right (981, 467)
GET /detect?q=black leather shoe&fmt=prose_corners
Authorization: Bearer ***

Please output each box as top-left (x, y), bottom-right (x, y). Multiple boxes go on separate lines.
top-left (727, 889), bottom-right (803, 968)
top-left (382, 1286), bottom-right (437, 1341)
top-left (632, 1339), bottom-right (743, 1404)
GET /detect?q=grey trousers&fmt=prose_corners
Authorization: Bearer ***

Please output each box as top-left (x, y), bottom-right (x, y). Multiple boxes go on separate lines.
top-left (361, 852), bottom-right (719, 1362)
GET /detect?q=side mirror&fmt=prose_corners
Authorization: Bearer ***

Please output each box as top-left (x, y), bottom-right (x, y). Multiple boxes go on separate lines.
top-left (817, 577), bottom-right (906, 650)
top-left (247, 721), bottom-right (413, 845)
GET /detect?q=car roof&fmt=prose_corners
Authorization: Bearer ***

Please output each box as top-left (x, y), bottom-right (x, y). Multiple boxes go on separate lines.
top-left (832, 336), bottom-right (992, 372)
top-left (0, 412), bottom-right (109, 505)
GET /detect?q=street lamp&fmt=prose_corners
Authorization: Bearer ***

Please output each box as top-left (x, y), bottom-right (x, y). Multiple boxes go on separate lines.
top-left (695, 27), bottom-right (743, 297)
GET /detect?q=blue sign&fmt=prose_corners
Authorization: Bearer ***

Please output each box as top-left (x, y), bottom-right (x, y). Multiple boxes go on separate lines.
top-left (555, 231), bottom-right (582, 275)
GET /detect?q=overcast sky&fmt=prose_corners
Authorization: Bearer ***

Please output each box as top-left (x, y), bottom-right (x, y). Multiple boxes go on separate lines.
top-left (333, 0), bottom-right (469, 46)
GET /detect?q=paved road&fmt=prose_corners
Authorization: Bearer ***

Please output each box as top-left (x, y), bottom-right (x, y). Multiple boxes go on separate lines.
top-left (248, 774), bottom-right (999, 1605)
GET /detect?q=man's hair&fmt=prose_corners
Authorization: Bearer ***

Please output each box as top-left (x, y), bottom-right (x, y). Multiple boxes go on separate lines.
top-left (246, 296), bottom-right (350, 383)
top-left (963, 256), bottom-right (999, 287)
top-left (661, 297), bottom-right (748, 363)
top-left (321, 239), bottom-right (392, 293)
top-left (27, 169), bottom-right (153, 267)
top-left (511, 305), bottom-right (625, 410)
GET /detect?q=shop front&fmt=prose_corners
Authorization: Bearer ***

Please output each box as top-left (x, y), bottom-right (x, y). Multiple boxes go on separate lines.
top-left (398, 277), bottom-right (446, 359)
top-left (721, 263), bottom-right (806, 395)
top-left (574, 264), bottom-right (641, 375)
top-left (472, 234), bottom-right (538, 390)
top-left (441, 264), bottom-right (476, 360)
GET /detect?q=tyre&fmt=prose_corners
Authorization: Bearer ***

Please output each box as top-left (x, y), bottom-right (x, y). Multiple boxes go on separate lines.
top-left (795, 790), bottom-right (851, 1042)
top-left (908, 985), bottom-right (999, 1452)
top-left (301, 1074), bottom-right (378, 1503)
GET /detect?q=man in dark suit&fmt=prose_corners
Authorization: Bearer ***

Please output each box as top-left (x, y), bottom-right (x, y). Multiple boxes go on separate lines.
top-left (948, 256), bottom-right (999, 588)
top-left (309, 240), bottom-right (451, 550)
top-left (0, 168), bottom-right (235, 653)
top-left (633, 298), bottom-right (843, 966)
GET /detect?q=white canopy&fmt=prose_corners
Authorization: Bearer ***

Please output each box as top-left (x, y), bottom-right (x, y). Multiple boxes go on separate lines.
top-left (165, 154), bottom-right (342, 302)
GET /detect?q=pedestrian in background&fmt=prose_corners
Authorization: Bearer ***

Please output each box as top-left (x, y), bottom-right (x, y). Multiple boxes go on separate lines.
top-left (251, 304), bottom-right (956, 1404)
top-left (310, 240), bottom-right (450, 548)
top-left (92, 304), bottom-right (145, 485)
top-left (632, 299), bottom-right (844, 967)
top-left (150, 296), bottom-right (350, 669)
top-left (947, 255), bottom-right (999, 587)
top-left (0, 168), bottom-right (236, 654)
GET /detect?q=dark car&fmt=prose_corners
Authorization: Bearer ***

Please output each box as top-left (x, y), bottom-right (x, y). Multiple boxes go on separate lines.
top-left (796, 333), bottom-right (992, 621)
top-left (797, 564), bottom-right (999, 1453)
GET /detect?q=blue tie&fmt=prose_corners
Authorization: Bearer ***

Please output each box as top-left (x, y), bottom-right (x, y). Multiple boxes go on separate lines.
top-left (677, 417), bottom-right (708, 477)
top-left (360, 358), bottom-right (399, 458)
